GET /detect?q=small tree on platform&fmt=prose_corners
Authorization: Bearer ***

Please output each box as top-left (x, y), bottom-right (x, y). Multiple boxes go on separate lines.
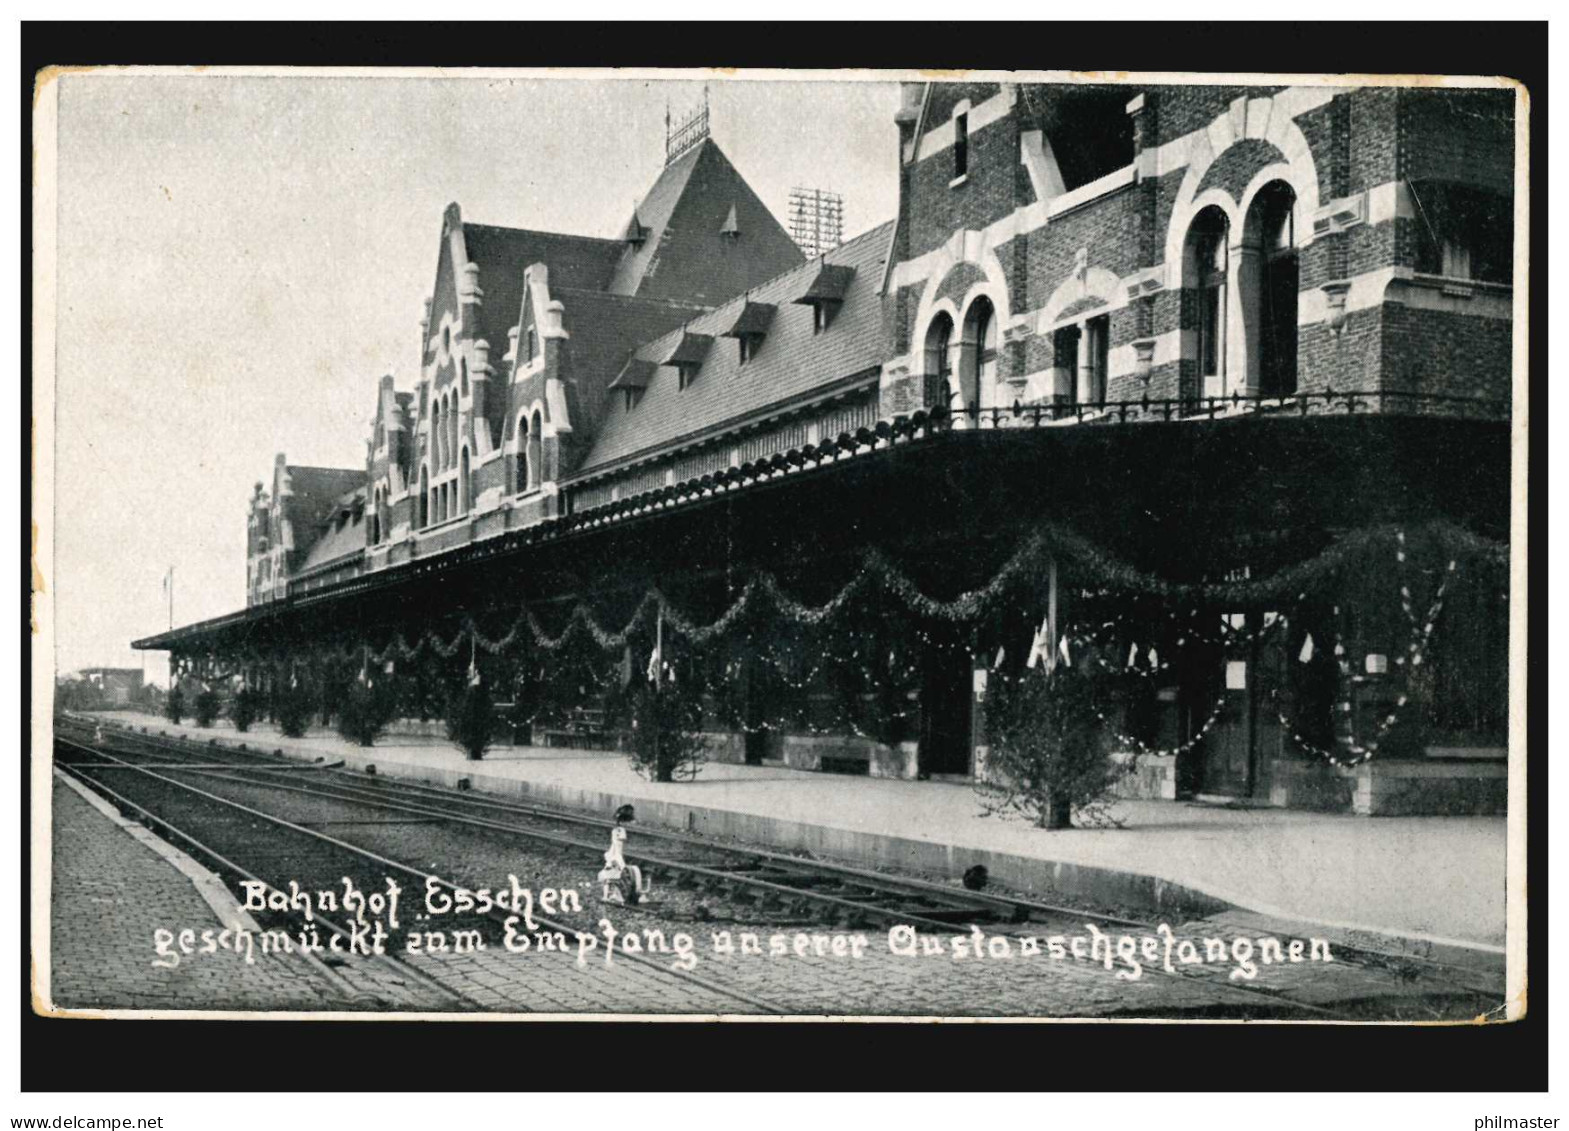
top-left (193, 688), bottom-right (218, 728)
top-left (627, 677), bottom-right (705, 783)
top-left (446, 678), bottom-right (495, 761)
top-left (338, 679), bottom-right (394, 747)
top-left (230, 687), bottom-right (261, 733)
top-left (977, 664), bottom-right (1128, 829)
top-left (164, 686), bottom-right (186, 725)
top-left (275, 682), bottom-right (313, 739)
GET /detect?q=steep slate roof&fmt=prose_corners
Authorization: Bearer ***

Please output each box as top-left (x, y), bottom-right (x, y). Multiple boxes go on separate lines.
top-left (298, 485), bottom-right (367, 573)
top-left (577, 220), bottom-right (895, 474)
top-left (283, 466), bottom-right (366, 539)
top-left (605, 139), bottom-right (805, 304)
top-left (546, 287), bottom-right (711, 444)
top-left (461, 222), bottom-right (623, 362)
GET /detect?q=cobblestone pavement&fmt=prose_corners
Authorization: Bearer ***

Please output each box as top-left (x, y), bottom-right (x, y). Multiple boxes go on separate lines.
top-left (47, 778), bottom-right (338, 1012)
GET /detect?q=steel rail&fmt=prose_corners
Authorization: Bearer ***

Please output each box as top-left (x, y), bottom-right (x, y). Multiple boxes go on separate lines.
top-left (69, 719), bottom-right (1149, 929)
top-left (61, 726), bottom-right (1350, 1018)
top-left (51, 754), bottom-right (469, 1010)
top-left (57, 735), bottom-right (785, 1016)
top-left (66, 722), bottom-right (1492, 1016)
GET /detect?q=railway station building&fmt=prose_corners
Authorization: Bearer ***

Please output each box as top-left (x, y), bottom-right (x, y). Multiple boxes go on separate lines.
top-left (136, 80), bottom-right (1515, 816)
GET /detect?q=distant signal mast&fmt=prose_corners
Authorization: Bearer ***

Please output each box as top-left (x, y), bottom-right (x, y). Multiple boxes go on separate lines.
top-left (788, 186), bottom-right (845, 259)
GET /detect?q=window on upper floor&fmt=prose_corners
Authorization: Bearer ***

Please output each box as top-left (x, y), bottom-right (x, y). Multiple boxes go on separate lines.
top-left (460, 358), bottom-right (469, 397)
top-left (1025, 85), bottom-right (1137, 193)
top-left (1054, 324), bottom-right (1080, 399)
top-left (1409, 181), bottom-right (1513, 286)
top-left (528, 411), bottom-right (543, 489)
top-left (924, 312), bottom-right (955, 407)
top-left (1084, 315), bottom-right (1110, 404)
top-left (1187, 207), bottom-right (1230, 395)
top-left (960, 296), bottom-right (998, 411)
top-left (526, 326), bottom-right (538, 360)
top-left (953, 112), bottom-right (969, 180)
top-left (623, 387), bottom-right (644, 411)
top-left (1250, 180), bottom-right (1300, 398)
top-left (442, 325), bottom-right (451, 354)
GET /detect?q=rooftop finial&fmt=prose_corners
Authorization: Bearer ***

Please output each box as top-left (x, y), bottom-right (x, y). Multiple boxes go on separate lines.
top-left (665, 87), bottom-right (710, 167)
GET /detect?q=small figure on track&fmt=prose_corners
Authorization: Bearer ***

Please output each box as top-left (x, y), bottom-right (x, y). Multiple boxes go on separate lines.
top-left (598, 803), bottom-right (651, 905)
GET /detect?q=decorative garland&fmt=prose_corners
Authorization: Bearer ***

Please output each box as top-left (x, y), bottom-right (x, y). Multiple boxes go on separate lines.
top-left (1273, 557), bottom-right (1455, 767)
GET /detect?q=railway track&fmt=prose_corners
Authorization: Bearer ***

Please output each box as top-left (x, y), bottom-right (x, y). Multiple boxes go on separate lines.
top-left (54, 729), bottom-right (785, 1015)
top-left (54, 716), bottom-right (1503, 1019)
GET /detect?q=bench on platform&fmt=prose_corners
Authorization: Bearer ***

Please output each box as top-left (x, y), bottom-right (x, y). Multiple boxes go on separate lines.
top-left (538, 706), bottom-right (620, 751)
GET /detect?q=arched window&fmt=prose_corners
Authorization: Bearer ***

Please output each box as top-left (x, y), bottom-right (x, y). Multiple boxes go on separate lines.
top-left (460, 357), bottom-right (469, 397)
top-left (960, 297), bottom-right (998, 410)
top-left (431, 399), bottom-right (443, 472)
top-left (419, 466), bottom-right (429, 529)
top-left (1247, 181), bottom-right (1299, 398)
top-left (448, 395), bottom-right (459, 471)
top-left (459, 448), bottom-right (470, 514)
top-left (528, 410), bottom-right (543, 489)
top-left (1186, 207), bottom-right (1230, 400)
top-left (924, 313), bottom-right (954, 407)
top-left (516, 414), bottom-right (530, 494)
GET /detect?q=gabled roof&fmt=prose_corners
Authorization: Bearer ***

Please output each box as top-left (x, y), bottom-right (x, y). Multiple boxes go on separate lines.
top-left (605, 138), bottom-right (805, 305)
top-left (299, 485), bottom-right (367, 574)
top-left (576, 219), bottom-right (895, 475)
top-left (458, 221), bottom-right (623, 363)
top-left (281, 466), bottom-right (366, 529)
top-left (539, 287), bottom-right (710, 444)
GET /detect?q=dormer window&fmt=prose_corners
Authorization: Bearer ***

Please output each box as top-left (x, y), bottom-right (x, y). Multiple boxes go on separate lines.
top-left (662, 332), bottom-right (713, 392)
top-left (609, 357), bottom-right (656, 413)
top-left (794, 263), bottom-right (855, 336)
top-left (722, 300), bottom-right (775, 366)
top-left (624, 209), bottom-right (649, 247)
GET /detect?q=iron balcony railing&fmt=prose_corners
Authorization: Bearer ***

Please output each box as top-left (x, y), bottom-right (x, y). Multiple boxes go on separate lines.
top-left (133, 387), bottom-right (1509, 650)
top-left (562, 386), bottom-right (1509, 530)
top-left (933, 386), bottom-right (1511, 428)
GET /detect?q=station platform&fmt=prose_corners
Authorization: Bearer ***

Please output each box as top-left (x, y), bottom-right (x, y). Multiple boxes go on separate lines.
top-left (44, 772), bottom-right (340, 1013)
top-left (83, 712), bottom-right (1509, 953)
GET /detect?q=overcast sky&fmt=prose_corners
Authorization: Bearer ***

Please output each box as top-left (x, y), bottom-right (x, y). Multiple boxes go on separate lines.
top-left (48, 71), bottom-right (904, 680)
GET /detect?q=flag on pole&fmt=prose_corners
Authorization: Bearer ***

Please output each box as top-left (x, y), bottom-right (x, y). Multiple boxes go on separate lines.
top-left (1299, 633), bottom-right (1315, 663)
top-left (1026, 614), bottom-right (1051, 670)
